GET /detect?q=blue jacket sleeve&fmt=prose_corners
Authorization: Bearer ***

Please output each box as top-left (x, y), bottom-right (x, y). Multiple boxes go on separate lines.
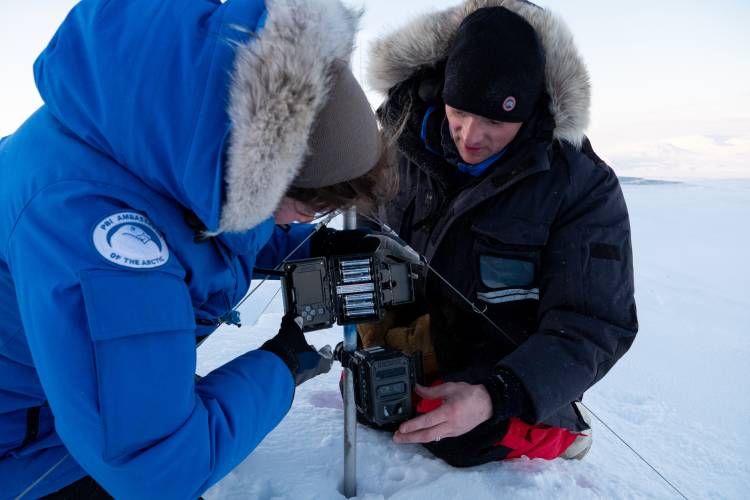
top-left (254, 223), bottom-right (315, 271)
top-left (6, 185), bottom-right (294, 499)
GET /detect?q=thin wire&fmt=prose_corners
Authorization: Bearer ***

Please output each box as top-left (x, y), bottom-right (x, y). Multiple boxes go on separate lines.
top-left (360, 213), bottom-right (520, 347)
top-left (362, 212), bottom-right (690, 500)
top-left (421, 261), bottom-right (521, 349)
top-left (15, 453), bottom-right (69, 500)
top-left (580, 402), bottom-right (689, 500)
top-left (256, 284), bottom-right (282, 320)
top-left (232, 210), bottom-right (341, 311)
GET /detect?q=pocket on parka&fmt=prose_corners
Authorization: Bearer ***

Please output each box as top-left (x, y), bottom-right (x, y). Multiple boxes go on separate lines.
top-left (470, 218), bottom-right (549, 305)
top-left (79, 269), bottom-right (196, 461)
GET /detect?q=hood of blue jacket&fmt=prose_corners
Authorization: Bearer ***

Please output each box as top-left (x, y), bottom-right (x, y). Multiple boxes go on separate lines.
top-left (34, 0), bottom-right (359, 233)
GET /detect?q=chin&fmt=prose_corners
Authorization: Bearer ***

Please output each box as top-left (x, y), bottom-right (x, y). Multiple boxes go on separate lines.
top-left (460, 151), bottom-right (489, 164)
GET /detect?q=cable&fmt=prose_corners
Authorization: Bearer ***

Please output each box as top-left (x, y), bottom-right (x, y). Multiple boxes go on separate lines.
top-left (196, 211), bottom-right (339, 348)
top-left (15, 453), bottom-right (69, 500)
top-left (580, 402), bottom-right (689, 500)
top-left (232, 210), bottom-right (341, 312)
top-left (255, 284), bottom-right (283, 322)
top-left (361, 214), bottom-right (521, 348)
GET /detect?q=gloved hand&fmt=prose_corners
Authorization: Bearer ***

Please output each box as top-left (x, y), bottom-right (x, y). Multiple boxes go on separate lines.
top-left (259, 313), bottom-right (333, 386)
top-left (295, 345), bottom-right (334, 386)
top-left (366, 233), bottom-right (422, 265)
top-left (310, 228), bottom-right (421, 265)
top-left (309, 228), bottom-right (377, 256)
top-left (477, 367), bottom-right (535, 425)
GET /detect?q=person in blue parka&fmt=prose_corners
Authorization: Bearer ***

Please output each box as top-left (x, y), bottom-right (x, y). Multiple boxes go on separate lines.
top-left (0, 0), bottom-right (392, 498)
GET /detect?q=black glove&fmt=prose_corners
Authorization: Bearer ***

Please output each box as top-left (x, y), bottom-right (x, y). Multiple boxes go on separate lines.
top-left (478, 367), bottom-right (535, 425)
top-left (423, 416), bottom-right (511, 468)
top-left (309, 228), bottom-right (377, 256)
top-left (310, 228), bottom-right (422, 265)
top-left (367, 233), bottom-right (422, 265)
top-left (259, 313), bottom-right (333, 386)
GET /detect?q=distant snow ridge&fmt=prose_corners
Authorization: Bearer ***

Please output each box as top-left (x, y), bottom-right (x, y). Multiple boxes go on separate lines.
top-left (618, 176), bottom-right (682, 185)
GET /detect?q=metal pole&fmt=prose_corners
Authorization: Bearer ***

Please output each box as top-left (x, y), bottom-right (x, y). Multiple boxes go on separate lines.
top-left (342, 207), bottom-right (357, 498)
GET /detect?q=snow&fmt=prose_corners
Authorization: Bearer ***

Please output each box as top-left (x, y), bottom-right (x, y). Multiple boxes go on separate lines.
top-left (197, 180), bottom-right (750, 499)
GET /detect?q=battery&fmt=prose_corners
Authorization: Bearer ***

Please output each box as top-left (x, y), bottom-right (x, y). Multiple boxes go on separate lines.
top-left (336, 283), bottom-right (376, 295)
top-left (344, 296), bottom-right (375, 308)
top-left (340, 259), bottom-right (371, 268)
top-left (344, 308), bottom-right (377, 317)
top-left (342, 274), bottom-right (372, 284)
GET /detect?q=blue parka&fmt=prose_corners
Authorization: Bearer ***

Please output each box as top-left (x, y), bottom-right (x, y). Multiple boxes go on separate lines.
top-left (0, 0), bottom-right (359, 497)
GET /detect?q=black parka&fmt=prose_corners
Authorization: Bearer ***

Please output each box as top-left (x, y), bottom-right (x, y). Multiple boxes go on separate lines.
top-left (368, 0), bottom-right (638, 430)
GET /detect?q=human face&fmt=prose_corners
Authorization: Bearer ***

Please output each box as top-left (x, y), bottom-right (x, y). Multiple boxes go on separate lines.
top-left (444, 105), bottom-right (523, 164)
top-left (274, 196), bottom-right (317, 224)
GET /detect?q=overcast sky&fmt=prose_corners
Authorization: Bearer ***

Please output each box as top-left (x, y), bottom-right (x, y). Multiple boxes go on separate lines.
top-left (2, 0), bottom-right (748, 179)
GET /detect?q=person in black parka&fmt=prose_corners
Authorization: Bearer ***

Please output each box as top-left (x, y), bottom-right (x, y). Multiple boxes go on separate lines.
top-left (358, 0), bottom-right (638, 467)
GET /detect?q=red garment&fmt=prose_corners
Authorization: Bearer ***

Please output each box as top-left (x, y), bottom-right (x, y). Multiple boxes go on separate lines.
top-left (415, 381), bottom-right (580, 460)
top-left (415, 379), bottom-right (445, 414)
top-left (495, 417), bottom-right (579, 460)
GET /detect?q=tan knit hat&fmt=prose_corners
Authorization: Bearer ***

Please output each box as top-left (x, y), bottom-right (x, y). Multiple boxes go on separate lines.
top-left (292, 62), bottom-right (381, 188)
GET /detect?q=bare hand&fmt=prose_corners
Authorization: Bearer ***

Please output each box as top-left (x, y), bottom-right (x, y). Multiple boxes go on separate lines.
top-left (393, 382), bottom-right (493, 444)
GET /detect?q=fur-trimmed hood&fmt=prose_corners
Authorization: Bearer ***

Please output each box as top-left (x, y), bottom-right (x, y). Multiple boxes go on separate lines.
top-left (368, 0), bottom-right (590, 147)
top-left (34, 0), bottom-right (359, 234)
top-left (222, 0), bottom-right (359, 233)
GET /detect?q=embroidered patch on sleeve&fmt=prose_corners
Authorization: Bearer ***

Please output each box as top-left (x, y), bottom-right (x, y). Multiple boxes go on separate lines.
top-left (92, 212), bottom-right (170, 269)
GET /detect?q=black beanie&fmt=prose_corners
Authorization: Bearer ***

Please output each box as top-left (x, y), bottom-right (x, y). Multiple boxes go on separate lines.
top-left (442, 7), bottom-right (544, 123)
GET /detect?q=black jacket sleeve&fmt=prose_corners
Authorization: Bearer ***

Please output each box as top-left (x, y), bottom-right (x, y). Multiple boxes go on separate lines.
top-left (499, 142), bottom-right (638, 423)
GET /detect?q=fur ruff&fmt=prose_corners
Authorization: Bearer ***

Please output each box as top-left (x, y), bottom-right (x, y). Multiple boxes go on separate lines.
top-left (220, 0), bottom-right (359, 233)
top-left (368, 0), bottom-right (591, 148)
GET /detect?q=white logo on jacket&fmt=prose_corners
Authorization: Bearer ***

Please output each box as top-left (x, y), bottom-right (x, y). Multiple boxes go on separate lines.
top-left (92, 212), bottom-right (170, 269)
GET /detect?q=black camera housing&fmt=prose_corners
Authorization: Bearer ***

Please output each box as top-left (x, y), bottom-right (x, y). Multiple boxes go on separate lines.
top-left (281, 252), bottom-right (415, 332)
top-left (279, 248), bottom-right (421, 425)
top-left (336, 344), bottom-right (422, 427)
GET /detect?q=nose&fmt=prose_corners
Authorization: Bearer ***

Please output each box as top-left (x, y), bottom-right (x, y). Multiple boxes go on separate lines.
top-left (461, 117), bottom-right (482, 146)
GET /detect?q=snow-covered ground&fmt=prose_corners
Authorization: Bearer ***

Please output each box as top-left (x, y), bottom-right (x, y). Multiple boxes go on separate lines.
top-left (197, 179), bottom-right (750, 499)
